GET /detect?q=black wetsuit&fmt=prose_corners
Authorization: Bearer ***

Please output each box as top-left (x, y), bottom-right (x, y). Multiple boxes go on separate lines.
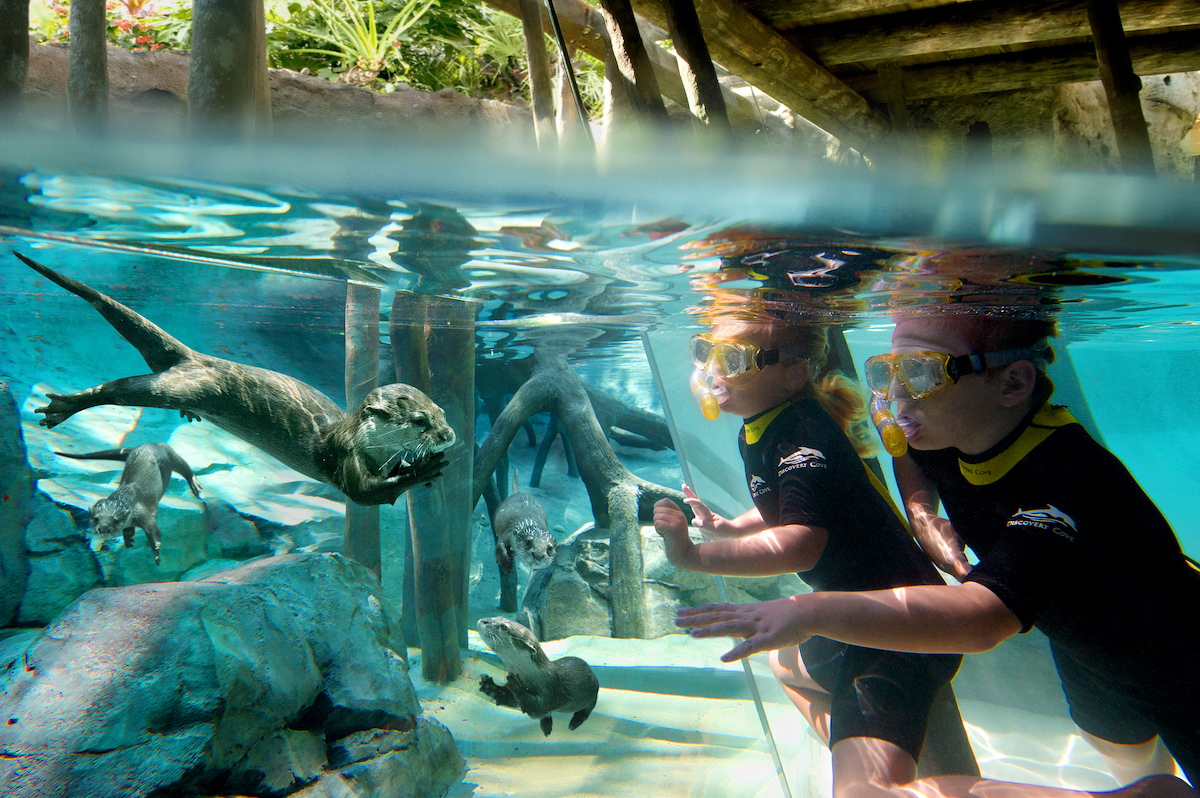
top-left (740, 394), bottom-right (961, 758)
top-left (909, 401), bottom-right (1200, 783)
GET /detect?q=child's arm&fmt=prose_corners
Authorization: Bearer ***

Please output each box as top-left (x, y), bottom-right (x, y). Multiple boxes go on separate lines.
top-left (894, 455), bottom-right (972, 581)
top-left (654, 498), bottom-right (827, 576)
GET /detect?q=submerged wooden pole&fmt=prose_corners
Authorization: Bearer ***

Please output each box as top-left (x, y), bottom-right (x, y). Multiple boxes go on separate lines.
top-left (0, 0), bottom-right (29, 117)
top-left (189, 0), bottom-right (271, 136)
top-left (391, 293), bottom-right (475, 683)
top-left (1085, 0), bottom-right (1155, 174)
top-left (660, 0), bottom-right (730, 134)
top-left (344, 283), bottom-right (382, 577)
top-left (67, 0), bottom-right (108, 130)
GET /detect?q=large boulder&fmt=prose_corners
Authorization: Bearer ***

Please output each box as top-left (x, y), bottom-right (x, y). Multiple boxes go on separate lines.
top-left (16, 493), bottom-right (102, 625)
top-left (0, 552), bottom-right (463, 798)
top-left (0, 383), bottom-right (32, 627)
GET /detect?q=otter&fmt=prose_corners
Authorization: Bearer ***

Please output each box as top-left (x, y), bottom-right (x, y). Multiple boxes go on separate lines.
top-left (476, 616), bottom-right (599, 736)
top-left (16, 252), bottom-right (456, 506)
top-left (492, 470), bottom-right (556, 574)
top-left (58, 442), bottom-right (202, 564)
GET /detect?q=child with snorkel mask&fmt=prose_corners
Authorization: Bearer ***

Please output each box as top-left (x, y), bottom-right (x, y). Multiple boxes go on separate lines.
top-left (677, 313), bottom-right (1200, 798)
top-left (654, 313), bottom-right (973, 795)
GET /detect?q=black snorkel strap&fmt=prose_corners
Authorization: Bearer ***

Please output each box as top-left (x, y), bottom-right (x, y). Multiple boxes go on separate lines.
top-left (946, 339), bottom-right (1053, 382)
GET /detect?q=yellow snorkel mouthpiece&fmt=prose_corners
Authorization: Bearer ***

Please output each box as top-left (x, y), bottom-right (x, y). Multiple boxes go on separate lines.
top-left (691, 369), bottom-right (723, 420)
top-left (871, 397), bottom-right (908, 457)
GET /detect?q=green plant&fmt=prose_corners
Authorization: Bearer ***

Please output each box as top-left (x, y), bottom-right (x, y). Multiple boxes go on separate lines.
top-left (270, 0), bottom-right (438, 85)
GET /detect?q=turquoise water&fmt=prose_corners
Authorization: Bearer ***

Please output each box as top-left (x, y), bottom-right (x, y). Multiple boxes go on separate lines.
top-left (1, 128), bottom-right (1199, 797)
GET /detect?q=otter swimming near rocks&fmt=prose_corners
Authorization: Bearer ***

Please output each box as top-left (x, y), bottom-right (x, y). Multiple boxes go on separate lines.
top-left (476, 616), bottom-right (598, 736)
top-left (492, 471), bottom-right (556, 574)
top-left (57, 442), bottom-right (201, 564)
top-left (16, 252), bottom-right (456, 506)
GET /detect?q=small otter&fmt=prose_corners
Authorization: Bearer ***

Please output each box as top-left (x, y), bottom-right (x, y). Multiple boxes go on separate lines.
top-left (476, 616), bottom-right (598, 736)
top-left (16, 252), bottom-right (455, 506)
top-left (492, 471), bottom-right (556, 574)
top-left (57, 442), bottom-right (202, 564)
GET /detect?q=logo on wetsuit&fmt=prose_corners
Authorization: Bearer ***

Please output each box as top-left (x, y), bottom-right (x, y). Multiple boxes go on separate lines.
top-left (778, 447), bottom-right (826, 476)
top-left (1006, 505), bottom-right (1077, 542)
top-left (749, 474), bottom-right (769, 499)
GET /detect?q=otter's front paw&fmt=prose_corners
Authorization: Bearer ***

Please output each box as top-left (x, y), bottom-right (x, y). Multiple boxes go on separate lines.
top-left (35, 394), bottom-right (72, 428)
top-left (479, 674), bottom-right (518, 708)
top-left (179, 410), bottom-right (202, 423)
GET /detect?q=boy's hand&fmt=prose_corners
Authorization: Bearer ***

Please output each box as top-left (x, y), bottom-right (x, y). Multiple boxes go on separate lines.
top-left (653, 498), bottom-right (695, 566)
top-left (676, 596), bottom-right (815, 662)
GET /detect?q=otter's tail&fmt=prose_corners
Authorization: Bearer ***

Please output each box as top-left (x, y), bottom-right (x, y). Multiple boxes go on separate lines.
top-left (15, 251), bottom-right (193, 373)
top-left (56, 448), bottom-right (132, 462)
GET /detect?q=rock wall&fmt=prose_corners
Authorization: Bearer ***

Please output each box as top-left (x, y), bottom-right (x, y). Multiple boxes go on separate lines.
top-left (0, 384), bottom-right (32, 627)
top-left (908, 73), bottom-right (1199, 177)
top-left (21, 40), bottom-right (533, 136)
top-left (0, 552), bottom-right (465, 798)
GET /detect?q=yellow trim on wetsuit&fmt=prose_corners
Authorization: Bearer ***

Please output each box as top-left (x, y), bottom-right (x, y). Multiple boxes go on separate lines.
top-left (743, 398), bottom-right (797, 445)
top-left (863, 460), bottom-right (912, 531)
top-left (958, 403), bottom-right (1078, 486)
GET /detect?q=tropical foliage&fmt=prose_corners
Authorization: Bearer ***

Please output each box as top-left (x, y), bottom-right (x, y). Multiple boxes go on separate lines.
top-left (27, 0), bottom-right (606, 118)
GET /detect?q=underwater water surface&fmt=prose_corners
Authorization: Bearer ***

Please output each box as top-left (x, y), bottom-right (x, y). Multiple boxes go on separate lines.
top-left (1, 129), bottom-right (1199, 798)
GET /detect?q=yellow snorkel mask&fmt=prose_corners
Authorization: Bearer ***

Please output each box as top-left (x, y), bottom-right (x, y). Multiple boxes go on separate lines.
top-left (689, 334), bottom-right (807, 420)
top-left (864, 340), bottom-right (1053, 455)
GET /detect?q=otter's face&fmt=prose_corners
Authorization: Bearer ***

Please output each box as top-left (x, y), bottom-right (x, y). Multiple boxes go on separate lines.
top-left (355, 384), bottom-right (457, 478)
top-left (512, 522), bottom-right (557, 571)
top-left (90, 498), bottom-right (130, 539)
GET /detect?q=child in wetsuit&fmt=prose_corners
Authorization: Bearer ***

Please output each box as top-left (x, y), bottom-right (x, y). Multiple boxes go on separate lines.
top-left (653, 316), bottom-right (965, 796)
top-left (677, 313), bottom-right (1199, 798)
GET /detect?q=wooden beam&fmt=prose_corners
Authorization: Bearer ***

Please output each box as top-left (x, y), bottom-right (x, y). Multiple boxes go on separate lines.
top-left (517, 0), bottom-right (557, 146)
top-left (841, 29), bottom-right (1200, 100)
top-left (788, 0), bottom-right (1200, 68)
top-left (483, 0), bottom-right (763, 128)
top-left (742, 0), bottom-right (977, 28)
top-left (632, 0), bottom-right (890, 147)
top-left (1087, 0), bottom-right (1156, 173)
top-left (599, 0), bottom-right (670, 122)
top-left (661, 0), bottom-right (733, 131)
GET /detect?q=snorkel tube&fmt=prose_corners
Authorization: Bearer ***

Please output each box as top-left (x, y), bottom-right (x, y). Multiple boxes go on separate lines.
top-left (871, 396), bottom-right (908, 457)
top-left (691, 367), bottom-right (727, 420)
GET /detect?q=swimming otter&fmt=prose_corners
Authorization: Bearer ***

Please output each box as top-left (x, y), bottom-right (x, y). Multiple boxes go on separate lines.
top-left (16, 252), bottom-right (456, 506)
top-left (58, 442), bottom-right (201, 564)
top-left (476, 616), bottom-right (599, 736)
top-left (492, 470), bottom-right (556, 573)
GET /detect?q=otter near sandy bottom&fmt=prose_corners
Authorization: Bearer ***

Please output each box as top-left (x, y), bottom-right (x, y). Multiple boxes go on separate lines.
top-left (477, 616), bottom-right (599, 736)
top-left (57, 442), bottom-right (201, 565)
top-left (16, 252), bottom-right (456, 506)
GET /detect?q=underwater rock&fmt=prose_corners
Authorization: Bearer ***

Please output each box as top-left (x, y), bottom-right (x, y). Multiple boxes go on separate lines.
top-left (291, 718), bottom-right (463, 798)
top-left (205, 553), bottom-right (419, 740)
top-left (94, 499), bottom-right (209, 585)
top-left (225, 729), bottom-right (328, 796)
top-left (18, 494), bottom-right (102, 625)
top-left (523, 524), bottom-right (807, 641)
top-left (205, 498), bottom-right (271, 560)
top-left (0, 383), bottom-right (32, 626)
top-left (0, 552), bottom-right (458, 798)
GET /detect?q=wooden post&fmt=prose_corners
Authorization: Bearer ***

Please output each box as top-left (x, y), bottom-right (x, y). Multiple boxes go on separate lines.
top-left (556, 46), bottom-right (588, 146)
top-left (67, 0), bottom-right (107, 130)
top-left (0, 0), bottom-right (29, 116)
top-left (517, 0), bottom-right (557, 147)
top-left (877, 61), bottom-right (917, 163)
top-left (1085, 0), bottom-right (1155, 174)
top-left (390, 293), bottom-right (475, 683)
top-left (597, 0), bottom-right (668, 125)
top-left (189, 0), bottom-right (272, 136)
top-left (344, 283), bottom-right (382, 577)
top-left (660, 0), bottom-right (730, 135)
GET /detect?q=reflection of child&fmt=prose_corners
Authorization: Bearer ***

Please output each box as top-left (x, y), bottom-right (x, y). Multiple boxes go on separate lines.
top-left (653, 316), bottom-right (965, 795)
top-left (679, 314), bottom-right (1199, 798)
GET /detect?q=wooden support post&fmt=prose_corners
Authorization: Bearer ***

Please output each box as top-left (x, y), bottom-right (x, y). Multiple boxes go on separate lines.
top-left (598, 0), bottom-right (669, 125)
top-left (0, 0), bottom-right (29, 116)
top-left (390, 293), bottom-right (475, 683)
top-left (660, 0), bottom-right (730, 135)
top-left (67, 0), bottom-right (107, 130)
top-left (877, 61), bottom-right (917, 163)
top-left (344, 282), bottom-right (382, 577)
top-left (1085, 0), bottom-right (1155, 174)
top-left (189, 0), bottom-right (272, 136)
top-left (518, 0), bottom-right (557, 147)
top-left (556, 45), bottom-right (588, 145)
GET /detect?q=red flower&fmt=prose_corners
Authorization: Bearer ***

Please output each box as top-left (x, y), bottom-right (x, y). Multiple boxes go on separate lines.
top-left (135, 35), bottom-right (150, 43)
top-left (150, 43), bottom-right (163, 50)
top-left (115, 18), bottom-right (132, 31)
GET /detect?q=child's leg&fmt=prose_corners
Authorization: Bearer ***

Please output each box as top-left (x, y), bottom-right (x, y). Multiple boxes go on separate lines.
top-left (770, 645), bottom-right (833, 745)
